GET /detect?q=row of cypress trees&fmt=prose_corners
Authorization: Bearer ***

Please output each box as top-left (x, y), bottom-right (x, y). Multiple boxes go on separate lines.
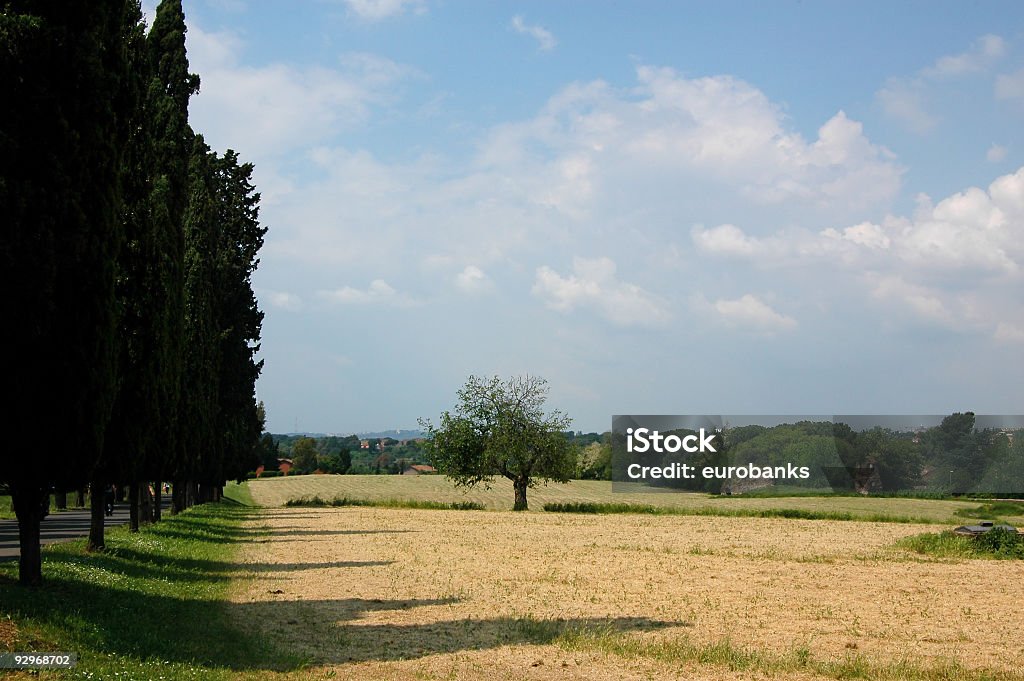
top-left (0, 0), bottom-right (266, 585)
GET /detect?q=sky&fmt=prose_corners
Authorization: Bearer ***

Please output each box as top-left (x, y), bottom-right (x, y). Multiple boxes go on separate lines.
top-left (149, 1), bottom-right (1024, 434)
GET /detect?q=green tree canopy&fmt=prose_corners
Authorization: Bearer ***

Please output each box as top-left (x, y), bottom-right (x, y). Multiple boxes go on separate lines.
top-left (421, 375), bottom-right (576, 510)
top-left (291, 437), bottom-right (319, 474)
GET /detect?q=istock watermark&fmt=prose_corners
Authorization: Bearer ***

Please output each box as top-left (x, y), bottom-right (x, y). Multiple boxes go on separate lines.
top-left (611, 414), bottom-right (1024, 495)
top-left (626, 427), bottom-right (718, 454)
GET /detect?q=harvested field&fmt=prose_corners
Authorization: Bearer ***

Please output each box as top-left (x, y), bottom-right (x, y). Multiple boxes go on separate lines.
top-left (231, 506), bottom-right (1024, 680)
top-left (242, 475), bottom-right (1016, 524)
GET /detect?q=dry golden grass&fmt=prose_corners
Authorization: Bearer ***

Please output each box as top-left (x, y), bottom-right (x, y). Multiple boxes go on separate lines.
top-left (243, 474), bottom-right (1006, 524)
top-left (230, 506), bottom-right (1024, 681)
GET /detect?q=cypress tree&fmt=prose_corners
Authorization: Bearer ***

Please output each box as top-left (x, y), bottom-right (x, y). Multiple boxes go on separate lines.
top-left (96, 0), bottom-right (154, 541)
top-left (0, 1), bottom-right (133, 581)
top-left (146, 0), bottom-right (199, 514)
top-left (211, 151), bottom-right (267, 488)
top-left (177, 135), bottom-right (220, 510)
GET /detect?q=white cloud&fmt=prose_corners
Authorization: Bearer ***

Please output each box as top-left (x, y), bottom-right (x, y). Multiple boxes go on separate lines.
top-left (922, 34), bottom-right (1006, 78)
top-left (876, 34), bottom-right (1006, 132)
top-left (995, 68), bottom-right (1024, 101)
top-left (710, 294), bottom-right (796, 333)
top-left (262, 290), bottom-right (303, 311)
top-left (987, 144), bottom-right (1008, 162)
top-left (318, 280), bottom-right (418, 307)
top-left (481, 67), bottom-right (902, 214)
top-left (691, 224), bottom-right (763, 257)
top-left (835, 221), bottom-right (892, 250)
top-left (895, 175), bottom-right (1022, 274)
top-left (691, 166), bottom-right (1024, 340)
top-left (342, 0), bottom-right (426, 21)
top-left (532, 257), bottom-right (671, 327)
top-left (511, 16), bottom-right (557, 52)
top-left (455, 265), bottom-right (492, 294)
top-left (184, 34), bottom-right (926, 349)
top-left (870, 276), bottom-right (955, 325)
top-left (187, 27), bottom-right (414, 160)
top-left (876, 78), bottom-right (937, 133)
top-left (695, 166), bottom-right (1024, 276)
top-left (994, 322), bottom-right (1024, 343)
top-left (692, 220), bottom-right (888, 262)
top-left (189, 51), bottom-right (910, 281)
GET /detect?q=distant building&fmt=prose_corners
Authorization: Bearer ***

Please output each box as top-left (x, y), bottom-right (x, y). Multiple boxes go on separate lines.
top-left (402, 464), bottom-right (437, 475)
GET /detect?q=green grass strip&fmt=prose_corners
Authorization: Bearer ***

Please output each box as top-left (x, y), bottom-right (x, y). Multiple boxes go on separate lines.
top-left (953, 500), bottom-right (1024, 521)
top-left (542, 501), bottom-right (942, 524)
top-left (0, 503), bottom-right (301, 680)
top-left (222, 481), bottom-right (256, 507)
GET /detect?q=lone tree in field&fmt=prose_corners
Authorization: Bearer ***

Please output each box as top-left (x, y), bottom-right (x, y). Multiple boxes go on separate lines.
top-left (421, 375), bottom-right (577, 511)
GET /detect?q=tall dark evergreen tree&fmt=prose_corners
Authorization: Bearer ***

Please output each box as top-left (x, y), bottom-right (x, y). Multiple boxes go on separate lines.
top-left (146, 0), bottom-right (199, 514)
top-left (95, 0), bottom-right (154, 543)
top-left (211, 151), bottom-right (267, 487)
top-left (0, 1), bottom-right (134, 583)
top-left (176, 136), bottom-right (221, 510)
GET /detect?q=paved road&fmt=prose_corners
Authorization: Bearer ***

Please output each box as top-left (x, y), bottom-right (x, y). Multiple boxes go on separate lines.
top-left (0, 501), bottom-right (168, 561)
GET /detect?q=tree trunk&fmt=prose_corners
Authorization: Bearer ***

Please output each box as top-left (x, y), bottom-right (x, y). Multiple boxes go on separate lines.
top-left (187, 480), bottom-right (197, 507)
top-left (140, 484), bottom-right (153, 526)
top-left (12, 484), bottom-right (46, 586)
top-left (128, 484), bottom-right (139, 532)
top-left (153, 480), bottom-right (162, 522)
top-left (513, 477), bottom-right (529, 511)
top-left (55, 491), bottom-right (67, 511)
top-left (75, 488), bottom-right (86, 508)
top-left (171, 479), bottom-right (185, 515)
top-left (87, 480), bottom-right (105, 552)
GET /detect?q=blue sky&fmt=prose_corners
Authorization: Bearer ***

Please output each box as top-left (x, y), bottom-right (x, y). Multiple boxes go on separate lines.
top-left (154, 1), bottom-right (1024, 433)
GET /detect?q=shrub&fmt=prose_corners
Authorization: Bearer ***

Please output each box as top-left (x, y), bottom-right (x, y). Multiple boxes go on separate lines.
top-left (974, 527), bottom-right (1024, 558)
top-left (898, 529), bottom-right (1023, 560)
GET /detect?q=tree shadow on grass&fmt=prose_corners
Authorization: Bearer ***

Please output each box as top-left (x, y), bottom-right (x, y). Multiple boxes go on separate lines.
top-left (152, 521), bottom-right (417, 543)
top-left (236, 596), bottom-right (682, 665)
top-left (257, 512), bottom-right (331, 520)
top-left (99, 546), bottom-right (395, 575)
top-left (0, 564), bottom-right (679, 671)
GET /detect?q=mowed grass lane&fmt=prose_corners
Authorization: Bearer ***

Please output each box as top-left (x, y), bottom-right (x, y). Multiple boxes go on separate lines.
top-left (241, 475), bottom-right (1006, 524)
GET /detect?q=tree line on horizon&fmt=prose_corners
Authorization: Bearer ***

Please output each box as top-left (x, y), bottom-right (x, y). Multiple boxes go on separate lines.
top-left (1, 0), bottom-right (265, 585)
top-left (255, 430), bottom-right (607, 478)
